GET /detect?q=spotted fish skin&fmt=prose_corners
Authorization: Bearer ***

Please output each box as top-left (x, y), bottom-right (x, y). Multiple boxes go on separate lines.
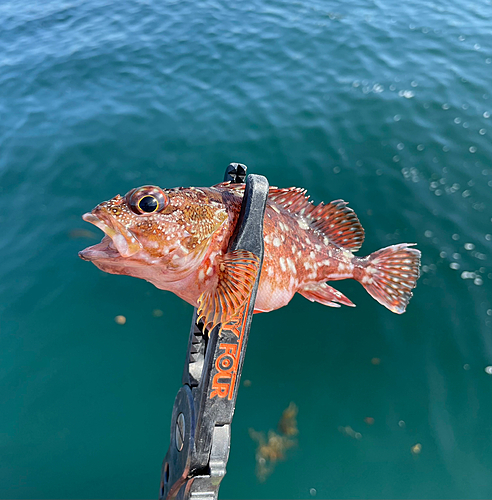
top-left (79, 182), bottom-right (421, 330)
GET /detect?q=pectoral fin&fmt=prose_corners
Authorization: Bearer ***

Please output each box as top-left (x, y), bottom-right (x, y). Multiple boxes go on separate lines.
top-left (197, 250), bottom-right (260, 332)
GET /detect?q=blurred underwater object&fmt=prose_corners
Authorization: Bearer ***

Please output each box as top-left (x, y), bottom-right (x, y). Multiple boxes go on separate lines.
top-left (249, 402), bottom-right (299, 482)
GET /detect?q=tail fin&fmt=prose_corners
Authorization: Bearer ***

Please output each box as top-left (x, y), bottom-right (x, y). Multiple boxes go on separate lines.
top-left (355, 244), bottom-right (421, 314)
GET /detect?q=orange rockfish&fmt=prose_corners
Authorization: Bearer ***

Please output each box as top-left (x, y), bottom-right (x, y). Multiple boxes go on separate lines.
top-left (79, 182), bottom-right (420, 331)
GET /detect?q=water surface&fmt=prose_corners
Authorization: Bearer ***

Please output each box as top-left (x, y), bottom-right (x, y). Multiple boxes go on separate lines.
top-left (1, 0), bottom-right (492, 498)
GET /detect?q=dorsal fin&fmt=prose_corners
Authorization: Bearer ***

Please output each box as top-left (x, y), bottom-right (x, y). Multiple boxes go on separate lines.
top-left (268, 187), bottom-right (311, 213)
top-left (308, 199), bottom-right (365, 252)
top-left (218, 184), bottom-right (365, 252)
top-left (268, 187), bottom-right (365, 252)
top-left (213, 181), bottom-right (246, 192)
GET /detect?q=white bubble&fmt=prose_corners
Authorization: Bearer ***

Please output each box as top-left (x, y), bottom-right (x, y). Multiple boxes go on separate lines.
top-left (485, 366), bottom-right (492, 375)
top-left (393, 155), bottom-right (400, 162)
top-left (452, 234), bottom-right (460, 240)
top-left (450, 262), bottom-right (460, 270)
top-left (397, 143), bottom-right (404, 150)
top-left (399, 90), bottom-right (414, 98)
top-left (459, 35), bottom-right (465, 41)
top-left (469, 146), bottom-right (477, 153)
top-left (411, 81), bottom-right (418, 87)
top-left (479, 129), bottom-right (486, 135)
top-left (394, 114), bottom-right (401, 121)
top-left (442, 103), bottom-right (450, 110)
top-left (485, 234), bottom-right (492, 241)
top-left (454, 117), bottom-right (462, 124)
top-left (398, 420), bottom-right (406, 428)
top-left (474, 277), bottom-right (483, 286)
top-left (333, 166), bottom-right (341, 174)
top-left (484, 111), bottom-right (490, 118)
top-left (487, 309), bottom-right (492, 316)
top-left (463, 122), bottom-right (469, 128)
top-left (464, 243), bottom-right (475, 250)
top-left (474, 44), bottom-right (481, 50)
top-left (440, 251), bottom-right (447, 258)
top-left (464, 364), bottom-right (470, 370)
top-left (310, 488), bottom-right (317, 497)
top-left (425, 230), bottom-right (433, 237)
top-left (486, 58), bottom-right (491, 64)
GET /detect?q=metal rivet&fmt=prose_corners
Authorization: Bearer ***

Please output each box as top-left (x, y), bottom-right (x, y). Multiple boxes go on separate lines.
top-left (175, 413), bottom-right (185, 451)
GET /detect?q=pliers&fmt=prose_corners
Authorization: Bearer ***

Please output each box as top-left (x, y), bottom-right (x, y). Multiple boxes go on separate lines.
top-left (159, 164), bottom-right (269, 500)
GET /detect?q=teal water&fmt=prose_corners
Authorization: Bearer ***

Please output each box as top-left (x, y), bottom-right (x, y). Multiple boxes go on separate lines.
top-left (1, 0), bottom-right (492, 498)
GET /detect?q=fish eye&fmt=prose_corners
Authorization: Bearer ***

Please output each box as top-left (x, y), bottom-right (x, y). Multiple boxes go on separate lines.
top-left (127, 186), bottom-right (169, 215)
top-left (138, 195), bottom-right (159, 213)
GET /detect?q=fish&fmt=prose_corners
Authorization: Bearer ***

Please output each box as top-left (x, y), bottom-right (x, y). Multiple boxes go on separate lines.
top-left (79, 182), bottom-right (421, 331)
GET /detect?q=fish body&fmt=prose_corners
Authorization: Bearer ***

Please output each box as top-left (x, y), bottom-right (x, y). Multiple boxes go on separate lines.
top-left (80, 182), bottom-right (421, 330)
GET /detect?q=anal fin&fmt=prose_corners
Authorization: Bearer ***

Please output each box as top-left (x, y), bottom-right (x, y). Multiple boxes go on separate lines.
top-left (298, 283), bottom-right (355, 308)
top-left (197, 249), bottom-right (260, 332)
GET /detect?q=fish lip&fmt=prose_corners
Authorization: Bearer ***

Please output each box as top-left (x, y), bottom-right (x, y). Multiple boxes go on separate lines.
top-left (79, 235), bottom-right (120, 261)
top-left (81, 211), bottom-right (142, 258)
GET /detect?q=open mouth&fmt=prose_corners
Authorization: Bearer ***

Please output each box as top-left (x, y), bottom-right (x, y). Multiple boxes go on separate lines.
top-left (78, 213), bottom-right (142, 261)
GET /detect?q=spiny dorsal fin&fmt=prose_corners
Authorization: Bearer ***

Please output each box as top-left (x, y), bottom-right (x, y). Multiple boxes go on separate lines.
top-left (218, 184), bottom-right (365, 252)
top-left (268, 187), bottom-right (311, 213)
top-left (213, 181), bottom-right (246, 192)
top-left (197, 249), bottom-right (259, 332)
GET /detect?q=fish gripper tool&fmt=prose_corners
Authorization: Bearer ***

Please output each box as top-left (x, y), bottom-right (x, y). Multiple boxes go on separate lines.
top-left (159, 164), bottom-right (269, 500)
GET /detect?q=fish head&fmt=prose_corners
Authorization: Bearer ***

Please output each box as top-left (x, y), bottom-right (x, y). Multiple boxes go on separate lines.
top-left (79, 185), bottom-right (228, 282)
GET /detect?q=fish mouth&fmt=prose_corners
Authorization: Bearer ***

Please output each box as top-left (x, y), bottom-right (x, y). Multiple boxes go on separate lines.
top-left (79, 212), bottom-right (142, 261)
